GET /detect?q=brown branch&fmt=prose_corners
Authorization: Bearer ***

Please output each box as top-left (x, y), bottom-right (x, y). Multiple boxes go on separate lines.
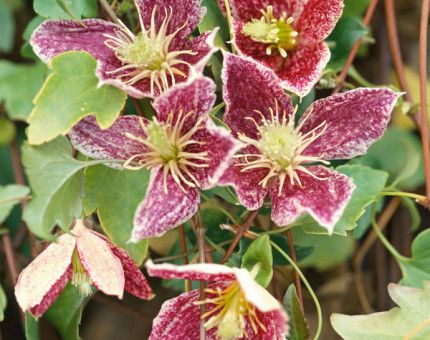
top-left (98, 0), bottom-right (119, 23)
top-left (2, 226), bottom-right (18, 284)
top-left (333, 0), bottom-right (379, 94)
top-left (419, 0), bottom-right (430, 205)
top-left (286, 229), bottom-right (303, 310)
top-left (178, 225), bottom-right (192, 291)
top-left (353, 197), bottom-right (401, 313)
top-left (131, 98), bottom-right (145, 117)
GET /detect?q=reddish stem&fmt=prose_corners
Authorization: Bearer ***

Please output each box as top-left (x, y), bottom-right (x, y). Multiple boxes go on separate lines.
top-left (333, 0), bottom-right (379, 94)
top-left (131, 98), bottom-right (145, 117)
top-left (286, 229), bottom-right (303, 309)
top-left (2, 227), bottom-right (18, 284)
top-left (178, 225), bottom-right (192, 291)
top-left (419, 0), bottom-right (430, 205)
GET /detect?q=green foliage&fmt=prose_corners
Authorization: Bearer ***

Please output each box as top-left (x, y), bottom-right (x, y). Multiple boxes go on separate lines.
top-left (25, 312), bottom-right (40, 340)
top-left (353, 128), bottom-right (425, 190)
top-left (33, 0), bottom-right (98, 19)
top-left (44, 283), bottom-right (91, 340)
top-left (402, 197), bottom-right (421, 231)
top-left (0, 1), bottom-right (15, 53)
top-left (0, 184), bottom-right (29, 224)
top-left (22, 137), bottom-right (86, 239)
top-left (0, 117), bottom-right (16, 146)
top-left (398, 229), bottom-right (430, 288)
top-left (0, 283), bottom-right (6, 321)
top-left (0, 60), bottom-right (46, 121)
top-left (203, 185), bottom-right (239, 205)
top-left (199, 0), bottom-right (229, 50)
top-left (353, 197), bottom-right (384, 239)
top-left (331, 282), bottom-right (430, 339)
top-left (241, 235), bottom-right (272, 287)
top-left (28, 51), bottom-right (127, 145)
top-left (83, 164), bottom-right (150, 265)
top-left (342, 0), bottom-right (372, 18)
top-left (301, 165), bottom-right (389, 235)
top-left (21, 16), bottom-right (45, 59)
top-left (283, 284), bottom-right (309, 340)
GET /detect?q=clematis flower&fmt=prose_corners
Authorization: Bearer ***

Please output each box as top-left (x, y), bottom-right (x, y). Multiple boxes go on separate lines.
top-left (218, 0), bottom-right (344, 96)
top-left (30, 0), bottom-right (217, 98)
top-left (14, 220), bottom-right (153, 318)
top-left (146, 260), bottom-right (289, 339)
top-left (68, 75), bottom-right (242, 241)
top-left (220, 53), bottom-right (399, 232)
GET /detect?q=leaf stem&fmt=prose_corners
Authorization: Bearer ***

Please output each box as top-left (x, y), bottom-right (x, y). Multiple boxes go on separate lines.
top-left (0, 195), bottom-right (32, 205)
top-left (178, 225), bottom-right (192, 292)
top-left (269, 241), bottom-right (322, 340)
top-left (223, 0), bottom-right (236, 54)
top-left (403, 316), bottom-right (430, 340)
top-left (98, 0), bottom-right (119, 23)
top-left (378, 191), bottom-right (427, 201)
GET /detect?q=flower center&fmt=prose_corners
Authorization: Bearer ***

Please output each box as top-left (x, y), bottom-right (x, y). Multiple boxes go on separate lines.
top-left (235, 101), bottom-right (329, 195)
top-left (242, 5), bottom-right (299, 57)
top-left (103, 6), bottom-right (197, 96)
top-left (124, 110), bottom-right (210, 194)
top-left (71, 249), bottom-right (93, 297)
top-left (198, 282), bottom-right (267, 340)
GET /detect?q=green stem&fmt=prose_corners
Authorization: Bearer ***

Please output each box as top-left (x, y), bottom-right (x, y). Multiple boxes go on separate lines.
top-left (263, 223), bottom-right (301, 235)
top-left (269, 241), bottom-right (322, 340)
top-left (223, 0), bottom-right (236, 53)
top-left (0, 195), bottom-right (32, 205)
top-left (370, 201), bottom-right (406, 261)
top-left (378, 191), bottom-right (427, 201)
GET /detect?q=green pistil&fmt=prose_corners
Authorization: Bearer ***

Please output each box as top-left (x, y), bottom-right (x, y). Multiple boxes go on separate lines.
top-left (71, 249), bottom-right (93, 297)
top-left (146, 119), bottom-right (178, 161)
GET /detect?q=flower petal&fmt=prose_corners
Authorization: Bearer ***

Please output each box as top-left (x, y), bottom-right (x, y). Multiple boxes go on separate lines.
top-left (300, 88), bottom-right (400, 160)
top-left (146, 260), bottom-right (237, 281)
top-left (153, 75), bottom-right (216, 133)
top-left (296, 0), bottom-right (344, 44)
top-left (277, 42), bottom-right (331, 97)
top-left (14, 233), bottom-right (76, 316)
top-left (135, 0), bottom-right (206, 50)
top-left (186, 118), bottom-right (243, 190)
top-left (219, 157), bottom-right (270, 210)
top-left (270, 166), bottom-right (355, 232)
top-left (90, 231), bottom-right (154, 300)
top-left (131, 167), bottom-right (200, 241)
top-left (69, 116), bottom-right (149, 169)
top-left (222, 52), bottom-right (294, 138)
top-left (75, 225), bottom-right (125, 298)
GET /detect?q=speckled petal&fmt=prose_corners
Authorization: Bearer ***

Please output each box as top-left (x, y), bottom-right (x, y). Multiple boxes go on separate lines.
top-left (186, 118), bottom-right (243, 190)
top-left (296, 0), bottom-right (344, 44)
top-left (75, 225), bottom-right (125, 298)
top-left (14, 232), bottom-right (76, 316)
top-left (277, 42), bottom-right (331, 97)
top-left (136, 0), bottom-right (206, 50)
top-left (131, 167), bottom-right (200, 241)
top-left (68, 116), bottom-right (150, 170)
top-left (90, 231), bottom-right (153, 300)
top-left (219, 157), bottom-right (270, 210)
top-left (153, 75), bottom-right (216, 134)
top-left (146, 260), bottom-right (237, 282)
top-left (222, 52), bottom-right (294, 139)
top-left (270, 166), bottom-right (355, 233)
top-left (300, 88), bottom-right (400, 160)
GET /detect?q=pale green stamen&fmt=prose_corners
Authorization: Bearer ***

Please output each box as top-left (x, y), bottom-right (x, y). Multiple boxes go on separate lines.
top-left (71, 249), bottom-right (93, 297)
top-left (242, 5), bottom-right (299, 57)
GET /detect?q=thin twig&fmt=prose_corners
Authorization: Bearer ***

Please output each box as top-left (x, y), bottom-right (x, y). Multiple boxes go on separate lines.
top-left (286, 229), bottom-right (303, 310)
top-left (333, 0), bottom-right (379, 93)
top-left (419, 0), bottom-right (430, 205)
top-left (131, 98), bottom-right (145, 117)
top-left (178, 225), bottom-right (192, 291)
top-left (2, 226), bottom-right (18, 284)
top-left (98, 0), bottom-right (119, 23)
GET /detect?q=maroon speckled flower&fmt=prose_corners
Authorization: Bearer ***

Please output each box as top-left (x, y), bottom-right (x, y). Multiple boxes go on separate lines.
top-left (68, 75), bottom-right (242, 241)
top-left (146, 260), bottom-right (289, 340)
top-left (31, 0), bottom-right (217, 98)
top-left (220, 53), bottom-right (399, 232)
top-left (218, 0), bottom-right (344, 96)
top-left (14, 220), bottom-right (153, 318)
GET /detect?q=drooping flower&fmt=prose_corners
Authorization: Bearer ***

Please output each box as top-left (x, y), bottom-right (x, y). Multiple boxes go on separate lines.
top-left (145, 260), bottom-right (289, 340)
top-left (68, 75), bottom-right (242, 241)
top-left (30, 0), bottom-right (217, 98)
top-left (220, 53), bottom-right (399, 232)
top-left (14, 220), bottom-right (153, 318)
top-left (218, 0), bottom-right (344, 96)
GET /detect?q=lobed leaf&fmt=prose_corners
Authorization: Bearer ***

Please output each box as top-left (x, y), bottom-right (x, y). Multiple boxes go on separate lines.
top-left (241, 235), bottom-right (272, 288)
top-left (33, 0), bottom-right (98, 19)
top-left (0, 184), bottom-right (30, 224)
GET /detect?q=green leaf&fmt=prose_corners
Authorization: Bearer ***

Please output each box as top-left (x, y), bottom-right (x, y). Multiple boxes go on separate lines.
top-left (21, 15), bottom-right (45, 59)
top-left (0, 283), bottom-right (6, 321)
top-left (28, 51), bottom-right (127, 145)
top-left (326, 17), bottom-right (367, 72)
top-left (342, 0), bottom-right (372, 18)
top-left (83, 164), bottom-right (150, 265)
top-left (283, 284), bottom-right (309, 340)
top-left (43, 282), bottom-right (91, 340)
top-left (353, 128), bottom-right (425, 190)
top-left (331, 282), bottom-right (430, 339)
top-left (0, 184), bottom-right (29, 224)
top-left (199, 0), bottom-right (229, 50)
top-left (398, 229), bottom-right (430, 288)
top-left (22, 137), bottom-right (87, 239)
top-left (0, 117), bottom-right (16, 146)
top-left (241, 235), bottom-right (272, 287)
top-left (203, 185), bottom-right (239, 205)
top-left (0, 1), bottom-right (15, 53)
top-left (25, 312), bottom-right (40, 340)
top-left (301, 165), bottom-right (389, 235)
top-left (33, 0), bottom-right (98, 19)
top-left (353, 197), bottom-right (384, 239)
top-left (0, 60), bottom-right (46, 121)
